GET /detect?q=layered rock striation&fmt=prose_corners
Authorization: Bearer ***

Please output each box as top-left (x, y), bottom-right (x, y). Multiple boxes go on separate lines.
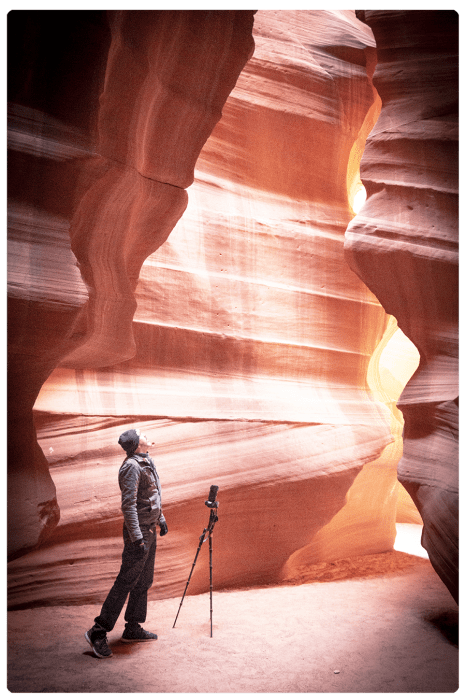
top-left (8, 10), bottom-right (452, 610)
top-left (345, 10), bottom-right (458, 602)
top-left (8, 9), bottom-right (255, 559)
top-left (9, 10), bottom-right (398, 608)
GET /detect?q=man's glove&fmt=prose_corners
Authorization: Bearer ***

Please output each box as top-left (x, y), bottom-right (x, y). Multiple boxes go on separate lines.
top-left (134, 537), bottom-right (146, 555)
top-left (159, 521), bottom-right (168, 537)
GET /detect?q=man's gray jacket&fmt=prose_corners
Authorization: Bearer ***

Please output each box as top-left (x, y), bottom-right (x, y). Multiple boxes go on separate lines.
top-left (119, 453), bottom-right (166, 542)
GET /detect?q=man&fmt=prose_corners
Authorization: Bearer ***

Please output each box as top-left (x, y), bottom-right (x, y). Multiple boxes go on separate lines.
top-left (85, 428), bottom-right (168, 658)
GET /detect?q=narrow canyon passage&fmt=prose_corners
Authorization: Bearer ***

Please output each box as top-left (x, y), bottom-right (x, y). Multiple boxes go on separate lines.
top-left (8, 9), bottom-right (458, 692)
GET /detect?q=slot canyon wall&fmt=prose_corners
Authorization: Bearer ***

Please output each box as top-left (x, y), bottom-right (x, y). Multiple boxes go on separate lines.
top-left (345, 10), bottom-right (458, 603)
top-left (7, 10), bottom-right (457, 609)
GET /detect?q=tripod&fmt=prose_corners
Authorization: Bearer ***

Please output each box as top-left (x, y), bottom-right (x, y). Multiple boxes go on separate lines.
top-left (173, 490), bottom-right (219, 637)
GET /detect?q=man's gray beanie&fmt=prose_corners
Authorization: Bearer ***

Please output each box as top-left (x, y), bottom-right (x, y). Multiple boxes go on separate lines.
top-left (118, 428), bottom-right (140, 455)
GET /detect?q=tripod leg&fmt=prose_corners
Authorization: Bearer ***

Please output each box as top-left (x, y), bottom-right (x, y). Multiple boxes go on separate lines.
top-left (209, 530), bottom-right (213, 637)
top-left (173, 529), bottom-right (206, 628)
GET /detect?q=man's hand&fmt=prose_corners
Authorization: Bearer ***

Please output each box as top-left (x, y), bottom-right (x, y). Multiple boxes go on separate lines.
top-left (159, 521), bottom-right (168, 537)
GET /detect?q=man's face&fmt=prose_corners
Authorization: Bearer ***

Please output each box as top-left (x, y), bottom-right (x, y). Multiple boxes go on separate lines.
top-left (136, 433), bottom-right (150, 452)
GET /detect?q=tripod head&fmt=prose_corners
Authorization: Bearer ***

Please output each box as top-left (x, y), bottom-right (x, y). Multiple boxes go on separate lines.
top-left (204, 485), bottom-right (219, 536)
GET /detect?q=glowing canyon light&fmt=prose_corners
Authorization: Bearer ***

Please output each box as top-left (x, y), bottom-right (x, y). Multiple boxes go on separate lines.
top-left (351, 184), bottom-right (367, 214)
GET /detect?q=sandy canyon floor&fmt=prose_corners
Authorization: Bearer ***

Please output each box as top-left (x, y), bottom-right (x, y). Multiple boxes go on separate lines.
top-left (7, 540), bottom-right (458, 694)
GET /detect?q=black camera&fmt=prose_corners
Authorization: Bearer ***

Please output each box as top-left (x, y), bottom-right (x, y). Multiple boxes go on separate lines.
top-left (205, 484), bottom-right (219, 508)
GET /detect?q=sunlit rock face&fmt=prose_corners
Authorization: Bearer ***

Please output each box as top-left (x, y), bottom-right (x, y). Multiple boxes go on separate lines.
top-left (7, 9), bottom-right (255, 559)
top-left (345, 10), bottom-right (458, 602)
top-left (8, 10), bottom-right (400, 609)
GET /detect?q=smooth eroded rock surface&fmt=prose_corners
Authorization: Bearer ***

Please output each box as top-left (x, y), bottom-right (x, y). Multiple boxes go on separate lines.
top-left (345, 10), bottom-right (458, 602)
top-left (8, 10), bottom-right (456, 609)
top-left (7, 9), bottom-right (255, 559)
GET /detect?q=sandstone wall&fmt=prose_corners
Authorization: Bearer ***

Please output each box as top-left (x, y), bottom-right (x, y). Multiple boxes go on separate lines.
top-left (345, 10), bottom-right (458, 602)
top-left (8, 11), bottom-right (439, 609)
top-left (7, 9), bottom-right (255, 561)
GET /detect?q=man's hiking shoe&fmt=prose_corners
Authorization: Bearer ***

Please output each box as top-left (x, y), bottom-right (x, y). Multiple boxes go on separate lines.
top-left (85, 627), bottom-right (113, 658)
top-left (121, 624), bottom-right (158, 643)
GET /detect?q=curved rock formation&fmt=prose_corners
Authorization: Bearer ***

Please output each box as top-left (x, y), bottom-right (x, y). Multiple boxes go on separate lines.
top-left (8, 10), bottom-right (399, 609)
top-left (9, 11), bottom-right (450, 611)
top-left (7, 9), bottom-right (255, 558)
top-left (345, 10), bottom-right (458, 602)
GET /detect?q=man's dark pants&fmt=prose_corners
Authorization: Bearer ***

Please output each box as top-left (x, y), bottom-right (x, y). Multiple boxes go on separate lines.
top-left (94, 524), bottom-right (157, 631)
